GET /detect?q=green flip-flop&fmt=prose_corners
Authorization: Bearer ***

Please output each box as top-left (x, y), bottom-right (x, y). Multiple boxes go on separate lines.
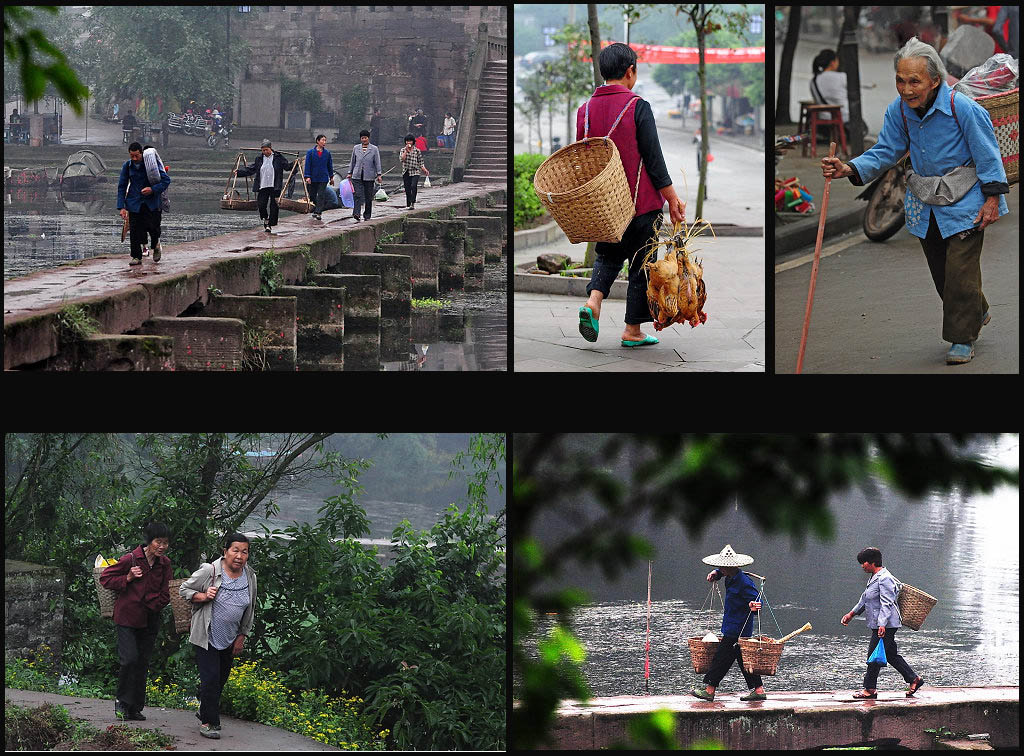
top-left (621, 334), bottom-right (659, 347)
top-left (578, 306), bottom-right (599, 342)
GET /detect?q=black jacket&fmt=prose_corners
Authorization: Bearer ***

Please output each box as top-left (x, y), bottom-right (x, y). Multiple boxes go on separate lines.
top-left (235, 151), bottom-right (293, 192)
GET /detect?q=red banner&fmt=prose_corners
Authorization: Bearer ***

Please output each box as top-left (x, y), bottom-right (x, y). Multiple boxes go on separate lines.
top-left (589, 41), bottom-right (765, 64)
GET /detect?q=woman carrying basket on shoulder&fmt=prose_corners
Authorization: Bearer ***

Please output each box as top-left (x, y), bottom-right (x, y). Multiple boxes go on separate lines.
top-left (179, 532), bottom-right (257, 740)
top-left (689, 544), bottom-right (769, 702)
top-left (98, 522), bottom-right (172, 722)
top-left (577, 42), bottom-right (687, 348)
top-left (841, 547), bottom-right (924, 699)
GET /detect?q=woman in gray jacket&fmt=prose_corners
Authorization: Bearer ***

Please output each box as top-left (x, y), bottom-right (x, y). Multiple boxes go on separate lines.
top-left (841, 547), bottom-right (924, 699)
top-left (179, 533), bottom-right (258, 739)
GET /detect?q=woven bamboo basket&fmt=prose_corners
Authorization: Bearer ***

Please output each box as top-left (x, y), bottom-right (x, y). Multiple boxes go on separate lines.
top-left (976, 88), bottom-right (1019, 185)
top-left (737, 635), bottom-right (785, 676)
top-left (533, 137), bottom-right (636, 244)
top-left (167, 578), bottom-right (192, 634)
top-left (277, 196), bottom-right (314, 213)
top-left (220, 197), bottom-right (259, 211)
top-left (897, 583), bottom-right (937, 630)
top-left (93, 565), bottom-right (117, 619)
top-left (687, 635), bottom-right (720, 674)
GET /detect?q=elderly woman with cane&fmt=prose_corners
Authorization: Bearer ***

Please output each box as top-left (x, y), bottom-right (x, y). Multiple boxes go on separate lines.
top-left (822, 36), bottom-right (1009, 365)
top-left (179, 533), bottom-right (258, 740)
top-left (689, 544), bottom-right (768, 702)
top-left (842, 547), bottom-right (924, 699)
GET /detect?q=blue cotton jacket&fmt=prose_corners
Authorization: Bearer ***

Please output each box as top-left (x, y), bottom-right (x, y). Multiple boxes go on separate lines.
top-left (710, 569), bottom-right (760, 637)
top-left (304, 147), bottom-right (334, 183)
top-left (117, 158), bottom-right (170, 213)
top-left (848, 80), bottom-right (1009, 240)
top-left (851, 566), bottom-right (903, 629)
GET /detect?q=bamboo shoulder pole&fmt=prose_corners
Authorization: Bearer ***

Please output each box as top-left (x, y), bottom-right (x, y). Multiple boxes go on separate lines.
top-left (796, 141), bottom-right (837, 374)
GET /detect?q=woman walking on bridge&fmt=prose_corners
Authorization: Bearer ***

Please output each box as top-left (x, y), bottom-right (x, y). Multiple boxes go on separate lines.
top-left (99, 522), bottom-right (172, 721)
top-left (841, 547), bottom-right (924, 699)
top-left (179, 533), bottom-right (258, 740)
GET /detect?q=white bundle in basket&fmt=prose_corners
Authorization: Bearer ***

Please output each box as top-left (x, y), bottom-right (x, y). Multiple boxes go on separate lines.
top-left (701, 632), bottom-right (719, 643)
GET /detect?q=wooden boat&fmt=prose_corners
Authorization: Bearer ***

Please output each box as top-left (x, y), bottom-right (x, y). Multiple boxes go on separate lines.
top-left (59, 149), bottom-right (108, 191)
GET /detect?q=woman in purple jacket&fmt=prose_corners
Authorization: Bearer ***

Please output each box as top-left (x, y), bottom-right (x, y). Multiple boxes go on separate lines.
top-left (99, 522), bottom-right (172, 722)
top-left (577, 43), bottom-right (686, 348)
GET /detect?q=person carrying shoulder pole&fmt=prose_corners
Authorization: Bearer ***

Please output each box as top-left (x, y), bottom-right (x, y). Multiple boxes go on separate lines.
top-left (234, 139), bottom-right (292, 233)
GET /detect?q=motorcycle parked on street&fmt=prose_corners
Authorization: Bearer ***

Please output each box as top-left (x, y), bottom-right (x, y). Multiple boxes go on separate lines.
top-left (207, 122), bottom-right (233, 149)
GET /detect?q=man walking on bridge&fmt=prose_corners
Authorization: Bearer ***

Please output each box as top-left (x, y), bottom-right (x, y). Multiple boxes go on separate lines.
top-left (118, 142), bottom-right (170, 267)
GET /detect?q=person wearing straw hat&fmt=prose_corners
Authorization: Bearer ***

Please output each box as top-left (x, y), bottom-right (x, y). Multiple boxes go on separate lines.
top-left (179, 532), bottom-right (257, 740)
top-left (841, 547), bottom-right (924, 699)
top-left (689, 544), bottom-right (768, 702)
top-left (821, 36), bottom-right (1009, 365)
top-left (98, 522), bottom-right (172, 722)
top-left (576, 42), bottom-right (687, 348)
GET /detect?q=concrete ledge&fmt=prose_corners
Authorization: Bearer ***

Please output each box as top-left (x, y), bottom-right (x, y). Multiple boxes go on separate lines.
top-left (514, 263), bottom-right (627, 299)
top-left (540, 688), bottom-right (1019, 750)
top-left (775, 205), bottom-right (865, 257)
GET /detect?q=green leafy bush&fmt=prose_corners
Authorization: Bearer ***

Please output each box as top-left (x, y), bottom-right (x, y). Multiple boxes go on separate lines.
top-left (514, 153), bottom-right (548, 229)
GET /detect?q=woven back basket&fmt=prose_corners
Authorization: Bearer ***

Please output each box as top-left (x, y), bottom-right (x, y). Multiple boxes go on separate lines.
top-left (93, 565), bottom-right (118, 619)
top-left (737, 635), bottom-right (785, 676)
top-left (167, 578), bottom-right (192, 634)
top-left (533, 95), bottom-right (643, 244)
top-left (897, 583), bottom-right (938, 631)
top-left (687, 635), bottom-right (720, 674)
top-left (975, 88), bottom-right (1019, 185)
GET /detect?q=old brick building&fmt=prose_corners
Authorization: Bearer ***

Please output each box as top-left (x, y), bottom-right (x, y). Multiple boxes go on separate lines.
top-left (234, 5), bottom-right (506, 143)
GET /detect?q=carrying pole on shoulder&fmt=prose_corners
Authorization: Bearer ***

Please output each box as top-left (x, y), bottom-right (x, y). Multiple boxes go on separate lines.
top-left (645, 560), bottom-right (652, 694)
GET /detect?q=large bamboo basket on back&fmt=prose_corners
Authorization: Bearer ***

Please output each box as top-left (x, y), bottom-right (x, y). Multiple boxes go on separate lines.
top-left (93, 565), bottom-right (118, 619)
top-left (532, 95), bottom-right (643, 244)
top-left (167, 578), bottom-right (192, 634)
top-left (897, 583), bottom-right (937, 630)
top-left (737, 635), bottom-right (785, 676)
top-left (687, 635), bottom-right (720, 674)
top-left (975, 88), bottom-right (1019, 185)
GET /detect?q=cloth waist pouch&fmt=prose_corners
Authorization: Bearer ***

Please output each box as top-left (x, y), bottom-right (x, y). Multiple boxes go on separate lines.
top-left (906, 163), bottom-right (978, 206)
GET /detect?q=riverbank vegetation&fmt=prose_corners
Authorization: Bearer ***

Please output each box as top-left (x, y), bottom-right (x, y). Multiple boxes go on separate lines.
top-left (5, 432), bottom-right (505, 750)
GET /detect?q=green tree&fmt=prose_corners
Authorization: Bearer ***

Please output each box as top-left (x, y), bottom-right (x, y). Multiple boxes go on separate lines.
top-left (3, 6), bottom-right (89, 113)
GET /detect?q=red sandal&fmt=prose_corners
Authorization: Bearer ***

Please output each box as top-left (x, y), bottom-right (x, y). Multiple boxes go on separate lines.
top-left (906, 677), bottom-right (925, 697)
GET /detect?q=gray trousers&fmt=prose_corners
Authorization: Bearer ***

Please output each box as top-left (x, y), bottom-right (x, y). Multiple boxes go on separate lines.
top-left (919, 213), bottom-right (989, 344)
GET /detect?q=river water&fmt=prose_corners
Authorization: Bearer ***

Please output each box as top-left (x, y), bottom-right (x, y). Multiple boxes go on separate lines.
top-left (521, 435), bottom-right (1019, 695)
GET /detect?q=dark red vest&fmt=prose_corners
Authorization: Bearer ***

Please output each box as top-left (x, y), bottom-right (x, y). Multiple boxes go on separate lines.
top-left (576, 84), bottom-right (664, 217)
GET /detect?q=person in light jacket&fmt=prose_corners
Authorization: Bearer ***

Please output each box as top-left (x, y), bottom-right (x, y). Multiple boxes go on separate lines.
top-left (99, 522), bottom-right (172, 722)
top-left (346, 129), bottom-right (382, 222)
top-left (179, 533), bottom-right (258, 740)
top-left (841, 547), bottom-right (924, 699)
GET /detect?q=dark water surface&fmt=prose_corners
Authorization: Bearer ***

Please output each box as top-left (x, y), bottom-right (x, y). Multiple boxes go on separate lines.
top-left (522, 435), bottom-right (1019, 694)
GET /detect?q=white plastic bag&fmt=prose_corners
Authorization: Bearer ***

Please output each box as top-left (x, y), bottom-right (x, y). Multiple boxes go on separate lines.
top-left (954, 53), bottom-right (1019, 99)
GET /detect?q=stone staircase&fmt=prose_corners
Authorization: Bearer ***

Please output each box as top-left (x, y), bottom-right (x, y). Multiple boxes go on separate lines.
top-left (463, 59), bottom-right (507, 183)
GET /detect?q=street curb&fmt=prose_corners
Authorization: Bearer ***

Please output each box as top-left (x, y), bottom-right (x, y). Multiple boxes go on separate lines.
top-left (514, 264), bottom-right (628, 298)
top-left (515, 218), bottom-right (764, 250)
top-left (774, 205), bottom-right (865, 256)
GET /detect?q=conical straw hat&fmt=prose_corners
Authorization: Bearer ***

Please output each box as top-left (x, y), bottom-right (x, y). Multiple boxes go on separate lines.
top-left (702, 543), bottom-right (754, 567)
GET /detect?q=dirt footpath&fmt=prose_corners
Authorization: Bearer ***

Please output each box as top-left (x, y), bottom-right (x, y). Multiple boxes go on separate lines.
top-left (5, 688), bottom-right (339, 751)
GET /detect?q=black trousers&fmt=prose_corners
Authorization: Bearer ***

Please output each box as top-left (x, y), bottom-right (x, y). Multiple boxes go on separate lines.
top-left (586, 209), bottom-right (662, 325)
top-left (310, 181), bottom-right (328, 215)
top-left (403, 172), bottom-right (419, 207)
top-left (115, 611), bottom-right (160, 713)
top-left (128, 204), bottom-right (162, 260)
top-left (194, 643), bottom-right (235, 727)
top-left (257, 188), bottom-right (280, 227)
top-left (864, 627), bottom-right (918, 690)
top-left (352, 178), bottom-right (376, 219)
top-left (918, 212), bottom-right (989, 344)
top-left (703, 635), bottom-right (764, 690)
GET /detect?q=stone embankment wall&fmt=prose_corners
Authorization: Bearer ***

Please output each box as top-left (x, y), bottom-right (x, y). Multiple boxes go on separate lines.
top-left (5, 560), bottom-right (64, 675)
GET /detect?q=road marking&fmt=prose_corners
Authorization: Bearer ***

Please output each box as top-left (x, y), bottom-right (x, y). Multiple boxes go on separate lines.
top-left (775, 233), bottom-right (864, 273)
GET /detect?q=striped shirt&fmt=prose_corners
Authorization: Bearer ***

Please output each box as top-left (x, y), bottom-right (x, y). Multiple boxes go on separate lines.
top-left (208, 570), bottom-right (250, 650)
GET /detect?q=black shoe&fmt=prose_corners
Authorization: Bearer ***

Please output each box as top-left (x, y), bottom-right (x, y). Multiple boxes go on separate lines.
top-left (127, 710), bottom-right (146, 721)
top-left (115, 700), bottom-right (128, 720)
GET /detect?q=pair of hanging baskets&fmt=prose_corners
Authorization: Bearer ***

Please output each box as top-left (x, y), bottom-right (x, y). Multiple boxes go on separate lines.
top-left (221, 149), bottom-right (315, 213)
top-left (93, 560), bottom-right (192, 634)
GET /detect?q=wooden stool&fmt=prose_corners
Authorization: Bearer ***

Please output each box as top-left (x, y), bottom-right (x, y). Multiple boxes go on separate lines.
top-left (797, 101), bottom-right (816, 135)
top-left (802, 104), bottom-right (848, 158)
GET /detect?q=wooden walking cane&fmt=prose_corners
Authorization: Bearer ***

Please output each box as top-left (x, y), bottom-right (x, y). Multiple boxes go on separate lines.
top-left (796, 142), bottom-right (836, 373)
